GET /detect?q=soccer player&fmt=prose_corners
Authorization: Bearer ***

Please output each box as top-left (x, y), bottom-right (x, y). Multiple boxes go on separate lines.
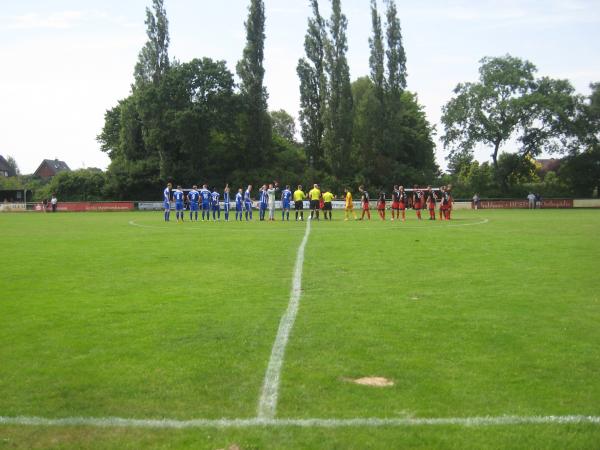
top-left (281, 185), bottom-right (292, 221)
top-left (412, 185), bottom-right (424, 220)
top-left (223, 184), bottom-right (231, 221)
top-left (391, 185), bottom-right (400, 221)
top-left (244, 185), bottom-right (253, 221)
top-left (163, 182), bottom-right (172, 222)
top-left (398, 185), bottom-right (408, 222)
top-left (344, 187), bottom-right (357, 221)
top-left (377, 191), bottom-right (386, 220)
top-left (188, 185), bottom-right (200, 221)
top-left (258, 184), bottom-right (269, 221)
top-left (200, 184), bottom-right (211, 221)
top-left (359, 185), bottom-right (371, 220)
top-left (293, 185), bottom-right (306, 221)
top-left (173, 185), bottom-right (185, 223)
top-left (440, 186), bottom-right (449, 220)
top-left (235, 188), bottom-right (244, 221)
top-left (266, 183), bottom-right (279, 221)
top-left (425, 186), bottom-right (437, 220)
top-left (211, 188), bottom-right (220, 220)
top-left (446, 184), bottom-right (454, 220)
top-left (322, 188), bottom-right (334, 220)
top-left (308, 184), bottom-right (321, 220)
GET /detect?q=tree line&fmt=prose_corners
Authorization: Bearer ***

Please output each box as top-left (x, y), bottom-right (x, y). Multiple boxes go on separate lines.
top-left (2, 0), bottom-right (598, 201)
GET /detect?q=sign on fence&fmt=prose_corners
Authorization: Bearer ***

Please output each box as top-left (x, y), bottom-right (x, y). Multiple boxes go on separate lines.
top-left (478, 199), bottom-right (573, 209)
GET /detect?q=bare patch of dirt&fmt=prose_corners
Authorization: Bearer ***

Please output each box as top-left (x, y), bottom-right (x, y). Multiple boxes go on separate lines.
top-left (349, 376), bottom-right (394, 387)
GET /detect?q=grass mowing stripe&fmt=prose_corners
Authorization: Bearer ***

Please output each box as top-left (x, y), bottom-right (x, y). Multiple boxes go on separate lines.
top-left (257, 220), bottom-right (312, 419)
top-left (1, 415), bottom-right (598, 429)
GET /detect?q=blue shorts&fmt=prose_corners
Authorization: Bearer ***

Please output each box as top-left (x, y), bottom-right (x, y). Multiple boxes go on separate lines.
top-left (190, 203), bottom-right (199, 212)
top-left (223, 202), bottom-right (230, 211)
top-left (244, 202), bottom-right (252, 211)
top-left (164, 201), bottom-right (170, 210)
top-left (202, 203), bottom-right (210, 211)
top-left (282, 202), bottom-right (290, 210)
top-left (260, 203), bottom-right (267, 211)
top-left (175, 202), bottom-right (184, 211)
top-left (212, 204), bottom-right (220, 211)
top-left (236, 204), bottom-right (242, 212)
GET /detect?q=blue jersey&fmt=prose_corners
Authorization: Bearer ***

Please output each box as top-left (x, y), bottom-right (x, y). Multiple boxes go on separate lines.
top-left (282, 189), bottom-right (292, 206)
top-left (200, 189), bottom-right (211, 204)
top-left (188, 190), bottom-right (199, 204)
top-left (259, 189), bottom-right (268, 206)
top-left (211, 191), bottom-right (220, 206)
top-left (173, 189), bottom-right (184, 203)
top-left (244, 189), bottom-right (252, 204)
top-left (223, 191), bottom-right (230, 203)
top-left (235, 192), bottom-right (243, 207)
top-left (163, 187), bottom-right (171, 202)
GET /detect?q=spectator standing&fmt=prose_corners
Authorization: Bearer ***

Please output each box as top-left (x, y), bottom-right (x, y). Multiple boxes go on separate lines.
top-left (527, 192), bottom-right (535, 209)
top-left (51, 194), bottom-right (58, 212)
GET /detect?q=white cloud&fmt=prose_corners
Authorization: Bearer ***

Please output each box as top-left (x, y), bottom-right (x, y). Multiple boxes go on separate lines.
top-left (6, 11), bottom-right (85, 30)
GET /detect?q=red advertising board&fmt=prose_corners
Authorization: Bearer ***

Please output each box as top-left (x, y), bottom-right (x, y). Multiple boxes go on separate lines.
top-left (479, 199), bottom-right (573, 209)
top-left (54, 202), bottom-right (135, 212)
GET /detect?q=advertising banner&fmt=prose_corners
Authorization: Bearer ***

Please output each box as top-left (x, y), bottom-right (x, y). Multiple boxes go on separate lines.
top-left (55, 202), bottom-right (135, 212)
top-left (478, 199), bottom-right (573, 209)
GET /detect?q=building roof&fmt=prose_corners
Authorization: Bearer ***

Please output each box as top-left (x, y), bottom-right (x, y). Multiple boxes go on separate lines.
top-left (34, 159), bottom-right (71, 177)
top-left (0, 155), bottom-right (17, 176)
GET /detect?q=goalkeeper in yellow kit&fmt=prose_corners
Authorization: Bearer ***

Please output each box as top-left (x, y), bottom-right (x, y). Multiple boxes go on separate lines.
top-left (344, 187), bottom-right (357, 221)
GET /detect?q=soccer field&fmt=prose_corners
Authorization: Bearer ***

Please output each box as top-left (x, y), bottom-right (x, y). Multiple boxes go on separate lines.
top-left (1, 209), bottom-right (599, 449)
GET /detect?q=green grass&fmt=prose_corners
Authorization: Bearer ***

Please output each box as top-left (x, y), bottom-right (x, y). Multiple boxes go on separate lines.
top-left (1, 209), bottom-right (599, 449)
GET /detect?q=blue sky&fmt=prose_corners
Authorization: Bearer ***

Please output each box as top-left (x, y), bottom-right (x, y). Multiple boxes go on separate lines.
top-left (1, 0), bottom-right (599, 174)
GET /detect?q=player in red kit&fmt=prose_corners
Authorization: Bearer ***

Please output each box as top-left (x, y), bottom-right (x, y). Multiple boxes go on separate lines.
top-left (440, 186), bottom-right (450, 220)
top-left (412, 185), bottom-right (424, 220)
top-left (398, 186), bottom-right (408, 222)
top-left (391, 185), bottom-right (400, 221)
top-left (377, 191), bottom-right (386, 220)
top-left (446, 185), bottom-right (453, 220)
top-left (359, 185), bottom-right (371, 220)
top-left (425, 186), bottom-right (437, 220)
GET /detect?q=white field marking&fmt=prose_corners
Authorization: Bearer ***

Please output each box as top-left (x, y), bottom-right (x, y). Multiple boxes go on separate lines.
top-left (257, 219), bottom-right (312, 419)
top-left (128, 220), bottom-right (308, 232)
top-left (314, 218), bottom-right (490, 232)
top-left (1, 415), bottom-right (599, 429)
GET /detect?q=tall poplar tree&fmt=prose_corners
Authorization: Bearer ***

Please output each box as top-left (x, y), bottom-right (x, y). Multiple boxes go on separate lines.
top-left (368, 0), bottom-right (385, 156)
top-left (134, 0), bottom-right (170, 86)
top-left (297, 0), bottom-right (328, 167)
top-left (237, 0), bottom-right (270, 168)
top-left (324, 0), bottom-right (353, 177)
top-left (384, 0), bottom-right (406, 94)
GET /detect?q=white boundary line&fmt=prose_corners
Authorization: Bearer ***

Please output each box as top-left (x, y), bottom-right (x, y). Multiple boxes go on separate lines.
top-left (257, 220), bottom-right (312, 419)
top-left (1, 415), bottom-right (598, 429)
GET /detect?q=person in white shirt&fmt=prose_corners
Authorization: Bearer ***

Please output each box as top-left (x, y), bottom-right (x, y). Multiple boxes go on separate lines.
top-left (527, 192), bottom-right (535, 209)
top-left (267, 182), bottom-right (279, 221)
top-left (51, 194), bottom-right (58, 212)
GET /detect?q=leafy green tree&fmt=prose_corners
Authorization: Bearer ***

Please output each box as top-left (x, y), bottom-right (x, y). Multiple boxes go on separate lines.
top-left (324, 0), bottom-right (353, 178)
top-left (134, 0), bottom-right (170, 86)
top-left (237, 0), bottom-right (271, 168)
top-left (367, 0), bottom-right (385, 159)
top-left (442, 55), bottom-right (583, 189)
top-left (297, 0), bottom-right (328, 167)
top-left (384, 0), bottom-right (406, 94)
top-left (46, 169), bottom-right (107, 201)
top-left (270, 110), bottom-right (297, 143)
top-left (5, 156), bottom-right (20, 176)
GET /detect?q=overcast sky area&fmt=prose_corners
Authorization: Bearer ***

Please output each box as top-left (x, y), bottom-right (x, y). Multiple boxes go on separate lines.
top-left (1, 0), bottom-right (599, 174)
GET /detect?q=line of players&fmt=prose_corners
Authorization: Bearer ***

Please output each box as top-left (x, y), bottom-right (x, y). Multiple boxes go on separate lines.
top-left (162, 182), bottom-right (453, 222)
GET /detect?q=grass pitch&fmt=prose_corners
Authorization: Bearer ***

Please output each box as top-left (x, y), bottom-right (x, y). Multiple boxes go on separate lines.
top-left (1, 209), bottom-right (599, 449)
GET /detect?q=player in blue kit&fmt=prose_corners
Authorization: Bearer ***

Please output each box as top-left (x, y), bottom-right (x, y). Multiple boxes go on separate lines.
top-left (244, 185), bottom-right (253, 221)
top-left (281, 185), bottom-right (292, 221)
top-left (188, 185), bottom-right (200, 221)
top-left (235, 188), bottom-right (244, 221)
top-left (211, 188), bottom-right (221, 221)
top-left (163, 182), bottom-right (172, 222)
top-left (173, 185), bottom-right (185, 223)
top-left (223, 184), bottom-right (230, 221)
top-left (200, 184), bottom-right (211, 221)
top-left (258, 184), bottom-right (268, 221)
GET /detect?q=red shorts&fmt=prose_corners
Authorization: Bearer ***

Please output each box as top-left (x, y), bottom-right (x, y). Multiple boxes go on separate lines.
top-left (362, 203), bottom-right (370, 211)
top-left (399, 202), bottom-right (406, 210)
top-left (428, 202), bottom-right (436, 210)
top-left (392, 202), bottom-right (400, 210)
top-left (377, 202), bottom-right (385, 210)
top-left (413, 202), bottom-right (422, 210)
top-left (440, 204), bottom-right (448, 210)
